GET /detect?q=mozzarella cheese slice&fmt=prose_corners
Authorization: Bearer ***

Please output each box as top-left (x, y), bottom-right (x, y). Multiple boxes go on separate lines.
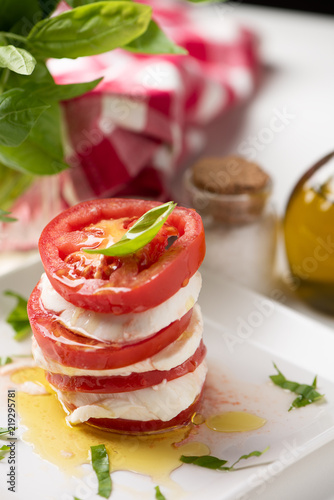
top-left (32, 304), bottom-right (203, 376)
top-left (39, 271), bottom-right (202, 343)
top-left (56, 361), bottom-right (207, 424)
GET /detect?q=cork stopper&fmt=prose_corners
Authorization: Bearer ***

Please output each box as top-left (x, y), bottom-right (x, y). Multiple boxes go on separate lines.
top-left (192, 156), bottom-right (270, 195)
top-left (185, 155), bottom-right (272, 224)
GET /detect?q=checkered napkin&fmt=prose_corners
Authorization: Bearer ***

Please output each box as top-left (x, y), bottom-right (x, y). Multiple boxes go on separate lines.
top-left (50, 0), bottom-right (259, 201)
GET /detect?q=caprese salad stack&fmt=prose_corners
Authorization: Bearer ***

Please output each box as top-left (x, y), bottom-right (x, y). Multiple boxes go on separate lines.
top-left (28, 199), bottom-right (207, 433)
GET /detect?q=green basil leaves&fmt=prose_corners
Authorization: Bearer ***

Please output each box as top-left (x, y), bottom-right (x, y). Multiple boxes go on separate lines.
top-left (0, 46), bottom-right (36, 75)
top-left (27, 2), bottom-right (152, 59)
top-left (180, 447), bottom-right (269, 471)
top-left (270, 363), bottom-right (324, 411)
top-left (85, 201), bottom-right (176, 257)
top-left (4, 290), bottom-right (31, 341)
top-left (90, 444), bottom-right (112, 498)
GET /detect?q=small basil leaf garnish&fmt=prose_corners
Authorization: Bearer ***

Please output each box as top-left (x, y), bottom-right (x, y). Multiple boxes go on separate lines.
top-left (4, 290), bottom-right (31, 341)
top-left (0, 427), bottom-right (11, 437)
top-left (155, 485), bottom-right (166, 500)
top-left (270, 363), bottom-right (324, 411)
top-left (0, 356), bottom-right (13, 366)
top-left (91, 444), bottom-right (112, 499)
top-left (0, 445), bottom-right (10, 460)
top-left (180, 447), bottom-right (269, 471)
top-left (84, 201), bottom-right (177, 257)
top-left (180, 454), bottom-right (228, 470)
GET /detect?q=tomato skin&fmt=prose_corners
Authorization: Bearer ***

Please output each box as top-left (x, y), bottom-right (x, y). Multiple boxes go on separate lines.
top-left (38, 198), bottom-right (205, 314)
top-left (85, 390), bottom-right (203, 434)
top-left (46, 341), bottom-right (206, 393)
top-left (28, 282), bottom-right (193, 370)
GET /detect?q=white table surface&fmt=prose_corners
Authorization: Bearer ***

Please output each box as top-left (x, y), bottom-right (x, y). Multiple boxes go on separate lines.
top-left (1, 4), bottom-right (334, 500)
top-left (204, 5), bottom-right (334, 500)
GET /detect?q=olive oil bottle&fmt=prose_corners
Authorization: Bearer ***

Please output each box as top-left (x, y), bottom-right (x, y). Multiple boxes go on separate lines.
top-left (284, 152), bottom-right (334, 313)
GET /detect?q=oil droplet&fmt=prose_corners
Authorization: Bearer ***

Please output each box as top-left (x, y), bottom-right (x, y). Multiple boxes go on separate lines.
top-left (191, 412), bottom-right (205, 425)
top-left (205, 412), bottom-right (266, 433)
top-left (178, 441), bottom-right (210, 457)
top-left (12, 367), bottom-right (204, 496)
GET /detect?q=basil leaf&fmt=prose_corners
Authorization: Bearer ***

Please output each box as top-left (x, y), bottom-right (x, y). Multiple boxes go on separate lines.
top-left (85, 201), bottom-right (176, 257)
top-left (27, 78), bottom-right (102, 102)
top-left (0, 164), bottom-right (33, 211)
top-left (155, 485), bottom-right (166, 500)
top-left (180, 447), bottom-right (269, 471)
top-left (0, 427), bottom-right (11, 436)
top-left (91, 444), bottom-right (112, 498)
top-left (270, 364), bottom-right (324, 411)
top-left (0, 356), bottom-right (13, 366)
top-left (0, 209), bottom-right (17, 223)
top-left (0, 0), bottom-right (42, 34)
top-left (230, 446), bottom-right (270, 470)
top-left (0, 445), bottom-right (10, 460)
top-left (180, 455), bottom-right (228, 470)
top-left (0, 46), bottom-right (36, 75)
top-left (4, 290), bottom-right (31, 342)
top-left (124, 20), bottom-right (186, 55)
top-left (0, 135), bottom-right (68, 175)
top-left (7, 60), bottom-right (53, 89)
top-left (27, 2), bottom-right (152, 59)
top-left (0, 89), bottom-right (49, 147)
top-left (66, 0), bottom-right (123, 5)
top-left (38, 0), bottom-right (61, 19)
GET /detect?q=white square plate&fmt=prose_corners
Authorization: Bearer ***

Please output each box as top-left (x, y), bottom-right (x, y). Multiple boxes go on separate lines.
top-left (0, 262), bottom-right (334, 500)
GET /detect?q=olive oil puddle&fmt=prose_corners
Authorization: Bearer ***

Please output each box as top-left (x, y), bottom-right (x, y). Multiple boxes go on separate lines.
top-left (12, 368), bottom-right (209, 495)
top-left (12, 366), bottom-right (268, 497)
top-left (206, 412), bottom-right (266, 433)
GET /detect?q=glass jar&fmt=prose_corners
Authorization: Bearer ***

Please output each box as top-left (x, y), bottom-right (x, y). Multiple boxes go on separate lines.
top-left (184, 162), bottom-right (278, 294)
top-left (284, 151), bottom-right (334, 313)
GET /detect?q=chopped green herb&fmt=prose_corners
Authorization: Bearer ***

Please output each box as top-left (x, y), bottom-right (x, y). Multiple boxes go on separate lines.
top-left (4, 290), bottom-right (31, 341)
top-left (180, 447), bottom-right (269, 471)
top-left (73, 497), bottom-right (82, 500)
top-left (180, 455), bottom-right (228, 470)
top-left (0, 209), bottom-right (17, 222)
top-left (0, 445), bottom-right (10, 460)
top-left (229, 447), bottom-right (270, 470)
top-left (84, 201), bottom-right (176, 257)
top-left (90, 444), bottom-right (112, 498)
top-left (155, 485), bottom-right (166, 500)
top-left (0, 427), bottom-right (11, 437)
top-left (270, 363), bottom-right (324, 411)
top-left (0, 356), bottom-right (13, 366)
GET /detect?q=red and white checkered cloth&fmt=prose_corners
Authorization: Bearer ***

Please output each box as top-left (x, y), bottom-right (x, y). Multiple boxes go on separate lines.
top-left (50, 0), bottom-right (259, 201)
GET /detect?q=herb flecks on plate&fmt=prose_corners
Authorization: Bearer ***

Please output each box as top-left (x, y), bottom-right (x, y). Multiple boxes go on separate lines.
top-left (270, 363), bottom-right (324, 411)
top-left (4, 290), bottom-right (31, 341)
top-left (90, 444), bottom-right (112, 499)
top-left (180, 447), bottom-right (269, 471)
top-left (155, 485), bottom-right (166, 500)
top-left (0, 356), bottom-right (13, 366)
top-left (0, 444), bottom-right (10, 460)
top-left (84, 201), bottom-right (176, 257)
top-left (0, 427), bottom-right (12, 437)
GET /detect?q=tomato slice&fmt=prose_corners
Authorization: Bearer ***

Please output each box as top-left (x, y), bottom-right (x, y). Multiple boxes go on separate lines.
top-left (84, 390), bottom-right (203, 434)
top-left (38, 199), bottom-right (205, 314)
top-left (46, 341), bottom-right (206, 393)
top-left (28, 282), bottom-right (193, 370)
